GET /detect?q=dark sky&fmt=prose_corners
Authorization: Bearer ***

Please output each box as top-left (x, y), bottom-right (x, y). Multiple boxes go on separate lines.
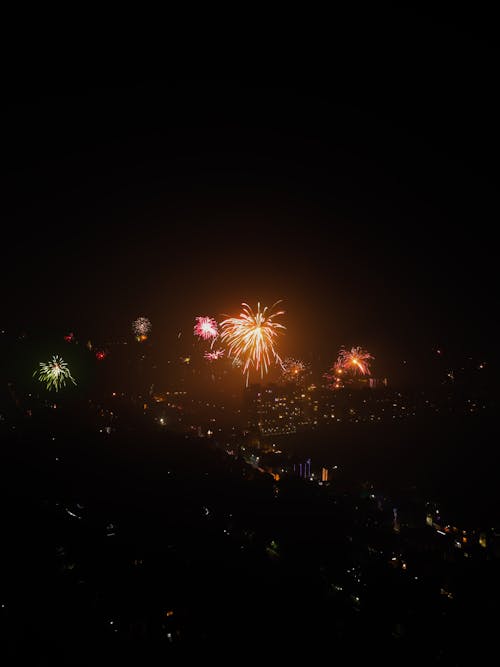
top-left (2, 16), bottom-right (498, 381)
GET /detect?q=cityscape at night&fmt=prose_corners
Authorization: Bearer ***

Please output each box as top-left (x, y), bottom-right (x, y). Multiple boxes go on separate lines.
top-left (1, 16), bottom-right (499, 664)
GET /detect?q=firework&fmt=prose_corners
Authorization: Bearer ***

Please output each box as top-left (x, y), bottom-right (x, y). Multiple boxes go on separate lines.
top-left (64, 332), bottom-right (74, 343)
top-left (219, 301), bottom-right (285, 385)
top-left (33, 355), bottom-right (77, 392)
top-left (323, 368), bottom-right (343, 391)
top-left (194, 316), bottom-right (218, 340)
top-left (204, 349), bottom-right (225, 362)
top-left (335, 346), bottom-right (374, 376)
top-left (95, 350), bottom-right (107, 361)
top-left (132, 316), bottom-right (151, 341)
top-left (281, 357), bottom-right (309, 383)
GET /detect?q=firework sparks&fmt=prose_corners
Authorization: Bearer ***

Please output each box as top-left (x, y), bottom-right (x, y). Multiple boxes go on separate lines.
top-left (204, 349), bottom-right (225, 362)
top-left (281, 357), bottom-right (309, 383)
top-left (33, 355), bottom-right (77, 392)
top-left (323, 368), bottom-right (343, 391)
top-left (95, 350), bottom-right (107, 361)
top-left (194, 316), bottom-right (218, 340)
top-left (335, 346), bottom-right (374, 376)
top-left (219, 301), bottom-right (285, 385)
top-left (132, 317), bottom-right (151, 341)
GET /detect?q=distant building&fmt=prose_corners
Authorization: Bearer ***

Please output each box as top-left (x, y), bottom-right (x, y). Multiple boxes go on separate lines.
top-left (244, 383), bottom-right (316, 435)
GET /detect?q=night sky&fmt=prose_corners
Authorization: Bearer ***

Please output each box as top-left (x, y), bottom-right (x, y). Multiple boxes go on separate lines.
top-left (2, 17), bottom-right (498, 384)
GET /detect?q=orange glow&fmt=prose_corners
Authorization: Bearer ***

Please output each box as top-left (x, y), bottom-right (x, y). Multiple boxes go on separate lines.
top-left (335, 346), bottom-right (374, 376)
top-left (219, 301), bottom-right (285, 385)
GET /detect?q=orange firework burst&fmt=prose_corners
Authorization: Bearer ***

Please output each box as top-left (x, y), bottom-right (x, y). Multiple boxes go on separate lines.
top-left (281, 357), bottom-right (309, 383)
top-left (219, 301), bottom-right (285, 385)
top-left (335, 346), bottom-right (374, 376)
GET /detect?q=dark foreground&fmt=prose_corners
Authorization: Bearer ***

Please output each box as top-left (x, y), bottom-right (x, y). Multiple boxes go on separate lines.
top-left (1, 411), bottom-right (499, 664)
